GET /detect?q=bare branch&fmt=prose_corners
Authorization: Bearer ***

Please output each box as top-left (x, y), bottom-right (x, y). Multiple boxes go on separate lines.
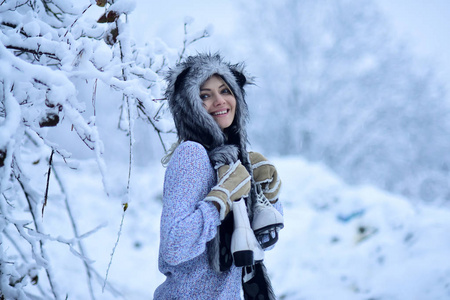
top-left (41, 150), bottom-right (54, 217)
top-left (5, 45), bottom-right (61, 62)
top-left (51, 164), bottom-right (99, 300)
top-left (40, 0), bottom-right (64, 22)
top-left (178, 22), bottom-right (210, 62)
top-left (13, 158), bottom-right (60, 299)
top-left (102, 203), bottom-right (127, 293)
top-left (64, 4), bottom-right (93, 37)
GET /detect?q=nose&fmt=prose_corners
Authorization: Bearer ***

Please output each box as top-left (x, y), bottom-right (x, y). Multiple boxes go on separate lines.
top-left (213, 94), bottom-right (226, 106)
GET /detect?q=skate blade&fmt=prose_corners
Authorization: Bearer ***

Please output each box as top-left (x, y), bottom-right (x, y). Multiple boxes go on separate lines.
top-left (255, 226), bottom-right (282, 249)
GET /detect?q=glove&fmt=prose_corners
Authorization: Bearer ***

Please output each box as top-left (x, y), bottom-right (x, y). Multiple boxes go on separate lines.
top-left (249, 152), bottom-right (281, 202)
top-left (205, 160), bottom-right (251, 220)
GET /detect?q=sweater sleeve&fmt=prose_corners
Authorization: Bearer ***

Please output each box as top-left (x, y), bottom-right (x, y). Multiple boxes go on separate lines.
top-left (159, 141), bottom-right (221, 266)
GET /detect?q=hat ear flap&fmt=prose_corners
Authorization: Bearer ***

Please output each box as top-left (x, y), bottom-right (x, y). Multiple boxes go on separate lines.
top-left (174, 67), bottom-right (191, 93)
top-left (231, 69), bottom-right (247, 89)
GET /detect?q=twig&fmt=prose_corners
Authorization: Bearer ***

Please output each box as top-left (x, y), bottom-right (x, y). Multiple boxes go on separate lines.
top-left (0, 0), bottom-right (27, 10)
top-left (1, 198), bottom-right (48, 298)
top-left (178, 22), bottom-right (209, 62)
top-left (64, 4), bottom-right (93, 37)
top-left (42, 150), bottom-right (54, 217)
top-left (102, 21), bottom-right (132, 292)
top-left (13, 158), bottom-right (60, 299)
top-left (92, 78), bottom-right (98, 120)
top-left (153, 102), bottom-right (165, 119)
top-left (124, 96), bottom-right (133, 193)
top-left (178, 22), bottom-right (189, 62)
top-left (1, 21), bottom-right (30, 38)
top-left (155, 56), bottom-right (167, 74)
top-left (52, 164), bottom-right (97, 300)
top-left (90, 266), bottom-right (123, 297)
top-left (5, 242), bottom-right (48, 296)
top-left (102, 204), bottom-right (128, 293)
top-left (26, 128), bottom-right (71, 162)
top-left (40, 0), bottom-right (64, 22)
top-left (136, 101), bottom-right (170, 153)
top-left (5, 45), bottom-right (60, 61)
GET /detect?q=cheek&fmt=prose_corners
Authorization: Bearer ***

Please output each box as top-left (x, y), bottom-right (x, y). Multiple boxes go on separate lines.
top-left (202, 100), bottom-right (211, 111)
top-left (230, 99), bottom-right (237, 113)
top-left (227, 96), bottom-right (236, 109)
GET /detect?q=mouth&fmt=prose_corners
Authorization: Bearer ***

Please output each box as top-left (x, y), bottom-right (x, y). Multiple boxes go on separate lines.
top-left (211, 109), bottom-right (229, 116)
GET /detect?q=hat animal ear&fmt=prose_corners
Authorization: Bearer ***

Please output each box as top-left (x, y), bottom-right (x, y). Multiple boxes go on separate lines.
top-left (174, 67), bottom-right (191, 93)
top-left (231, 69), bottom-right (247, 89)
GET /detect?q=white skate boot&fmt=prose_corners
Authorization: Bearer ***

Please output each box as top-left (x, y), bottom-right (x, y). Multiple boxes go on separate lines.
top-left (231, 198), bottom-right (264, 267)
top-left (251, 185), bottom-right (284, 249)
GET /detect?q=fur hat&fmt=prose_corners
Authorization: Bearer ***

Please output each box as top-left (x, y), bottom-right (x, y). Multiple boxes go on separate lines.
top-left (165, 53), bottom-right (257, 223)
top-left (165, 53), bottom-right (252, 159)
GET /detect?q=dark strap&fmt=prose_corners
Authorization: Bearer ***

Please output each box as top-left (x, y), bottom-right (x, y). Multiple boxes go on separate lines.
top-left (218, 211), bottom-right (234, 271)
top-left (242, 262), bottom-right (276, 300)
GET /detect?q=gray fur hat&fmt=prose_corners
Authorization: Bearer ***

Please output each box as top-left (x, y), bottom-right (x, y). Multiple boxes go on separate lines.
top-left (165, 53), bottom-right (257, 220)
top-left (165, 53), bottom-right (252, 159)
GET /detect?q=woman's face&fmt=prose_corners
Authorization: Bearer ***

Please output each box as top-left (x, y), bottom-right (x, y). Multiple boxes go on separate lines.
top-left (200, 75), bottom-right (236, 130)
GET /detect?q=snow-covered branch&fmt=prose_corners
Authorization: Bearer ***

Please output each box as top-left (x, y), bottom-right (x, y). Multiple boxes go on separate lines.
top-left (0, 0), bottom-right (208, 298)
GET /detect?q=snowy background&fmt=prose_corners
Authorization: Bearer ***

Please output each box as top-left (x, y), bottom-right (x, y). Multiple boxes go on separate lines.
top-left (1, 0), bottom-right (450, 299)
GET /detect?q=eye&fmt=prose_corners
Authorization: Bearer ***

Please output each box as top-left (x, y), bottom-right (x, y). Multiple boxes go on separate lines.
top-left (221, 88), bottom-right (231, 95)
top-left (200, 93), bottom-right (210, 100)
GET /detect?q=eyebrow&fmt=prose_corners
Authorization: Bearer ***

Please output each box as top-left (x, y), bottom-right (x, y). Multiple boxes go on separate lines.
top-left (200, 84), bottom-right (227, 92)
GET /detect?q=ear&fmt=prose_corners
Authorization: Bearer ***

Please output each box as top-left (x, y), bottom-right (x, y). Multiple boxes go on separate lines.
top-left (174, 67), bottom-right (191, 93)
top-left (231, 69), bottom-right (247, 89)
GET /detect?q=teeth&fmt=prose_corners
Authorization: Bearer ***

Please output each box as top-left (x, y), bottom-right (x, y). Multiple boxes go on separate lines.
top-left (213, 110), bottom-right (227, 116)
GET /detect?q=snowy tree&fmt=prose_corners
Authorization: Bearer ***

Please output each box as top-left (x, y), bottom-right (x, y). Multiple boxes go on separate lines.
top-left (0, 0), bottom-right (208, 298)
top-left (235, 0), bottom-right (450, 205)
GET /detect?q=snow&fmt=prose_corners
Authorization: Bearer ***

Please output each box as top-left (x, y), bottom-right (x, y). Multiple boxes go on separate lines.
top-left (2, 1), bottom-right (450, 299)
top-left (265, 157), bottom-right (450, 299)
top-left (109, 0), bottom-right (137, 15)
top-left (22, 155), bottom-right (450, 299)
top-left (0, 79), bottom-right (20, 191)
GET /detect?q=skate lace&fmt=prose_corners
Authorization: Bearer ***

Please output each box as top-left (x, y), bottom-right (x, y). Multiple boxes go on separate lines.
top-left (255, 184), bottom-right (271, 208)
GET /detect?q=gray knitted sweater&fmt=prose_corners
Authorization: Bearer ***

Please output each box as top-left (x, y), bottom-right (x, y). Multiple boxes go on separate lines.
top-left (153, 141), bottom-right (242, 299)
top-left (153, 141), bottom-right (283, 299)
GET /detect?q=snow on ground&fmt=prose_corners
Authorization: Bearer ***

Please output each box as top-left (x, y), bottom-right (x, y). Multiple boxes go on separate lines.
top-left (267, 157), bottom-right (450, 300)
top-left (40, 155), bottom-right (450, 299)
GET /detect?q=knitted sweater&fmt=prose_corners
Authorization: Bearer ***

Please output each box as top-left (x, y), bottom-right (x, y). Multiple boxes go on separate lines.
top-left (153, 141), bottom-right (242, 299)
top-left (153, 141), bottom-right (283, 299)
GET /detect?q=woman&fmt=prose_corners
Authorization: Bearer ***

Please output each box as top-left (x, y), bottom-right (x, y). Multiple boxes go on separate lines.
top-left (154, 54), bottom-right (283, 300)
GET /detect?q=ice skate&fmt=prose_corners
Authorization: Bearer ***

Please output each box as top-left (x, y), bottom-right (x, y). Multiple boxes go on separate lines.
top-left (231, 198), bottom-right (264, 267)
top-left (251, 185), bottom-right (284, 249)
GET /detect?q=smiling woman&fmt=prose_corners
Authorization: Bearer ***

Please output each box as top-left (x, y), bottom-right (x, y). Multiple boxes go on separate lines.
top-left (154, 53), bottom-right (284, 300)
top-left (200, 75), bottom-right (237, 130)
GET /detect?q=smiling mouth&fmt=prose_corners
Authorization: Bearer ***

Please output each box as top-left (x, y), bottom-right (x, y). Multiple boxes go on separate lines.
top-left (212, 109), bottom-right (229, 116)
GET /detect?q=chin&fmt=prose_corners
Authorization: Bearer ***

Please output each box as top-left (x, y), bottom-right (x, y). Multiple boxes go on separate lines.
top-left (219, 122), bottom-right (233, 130)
